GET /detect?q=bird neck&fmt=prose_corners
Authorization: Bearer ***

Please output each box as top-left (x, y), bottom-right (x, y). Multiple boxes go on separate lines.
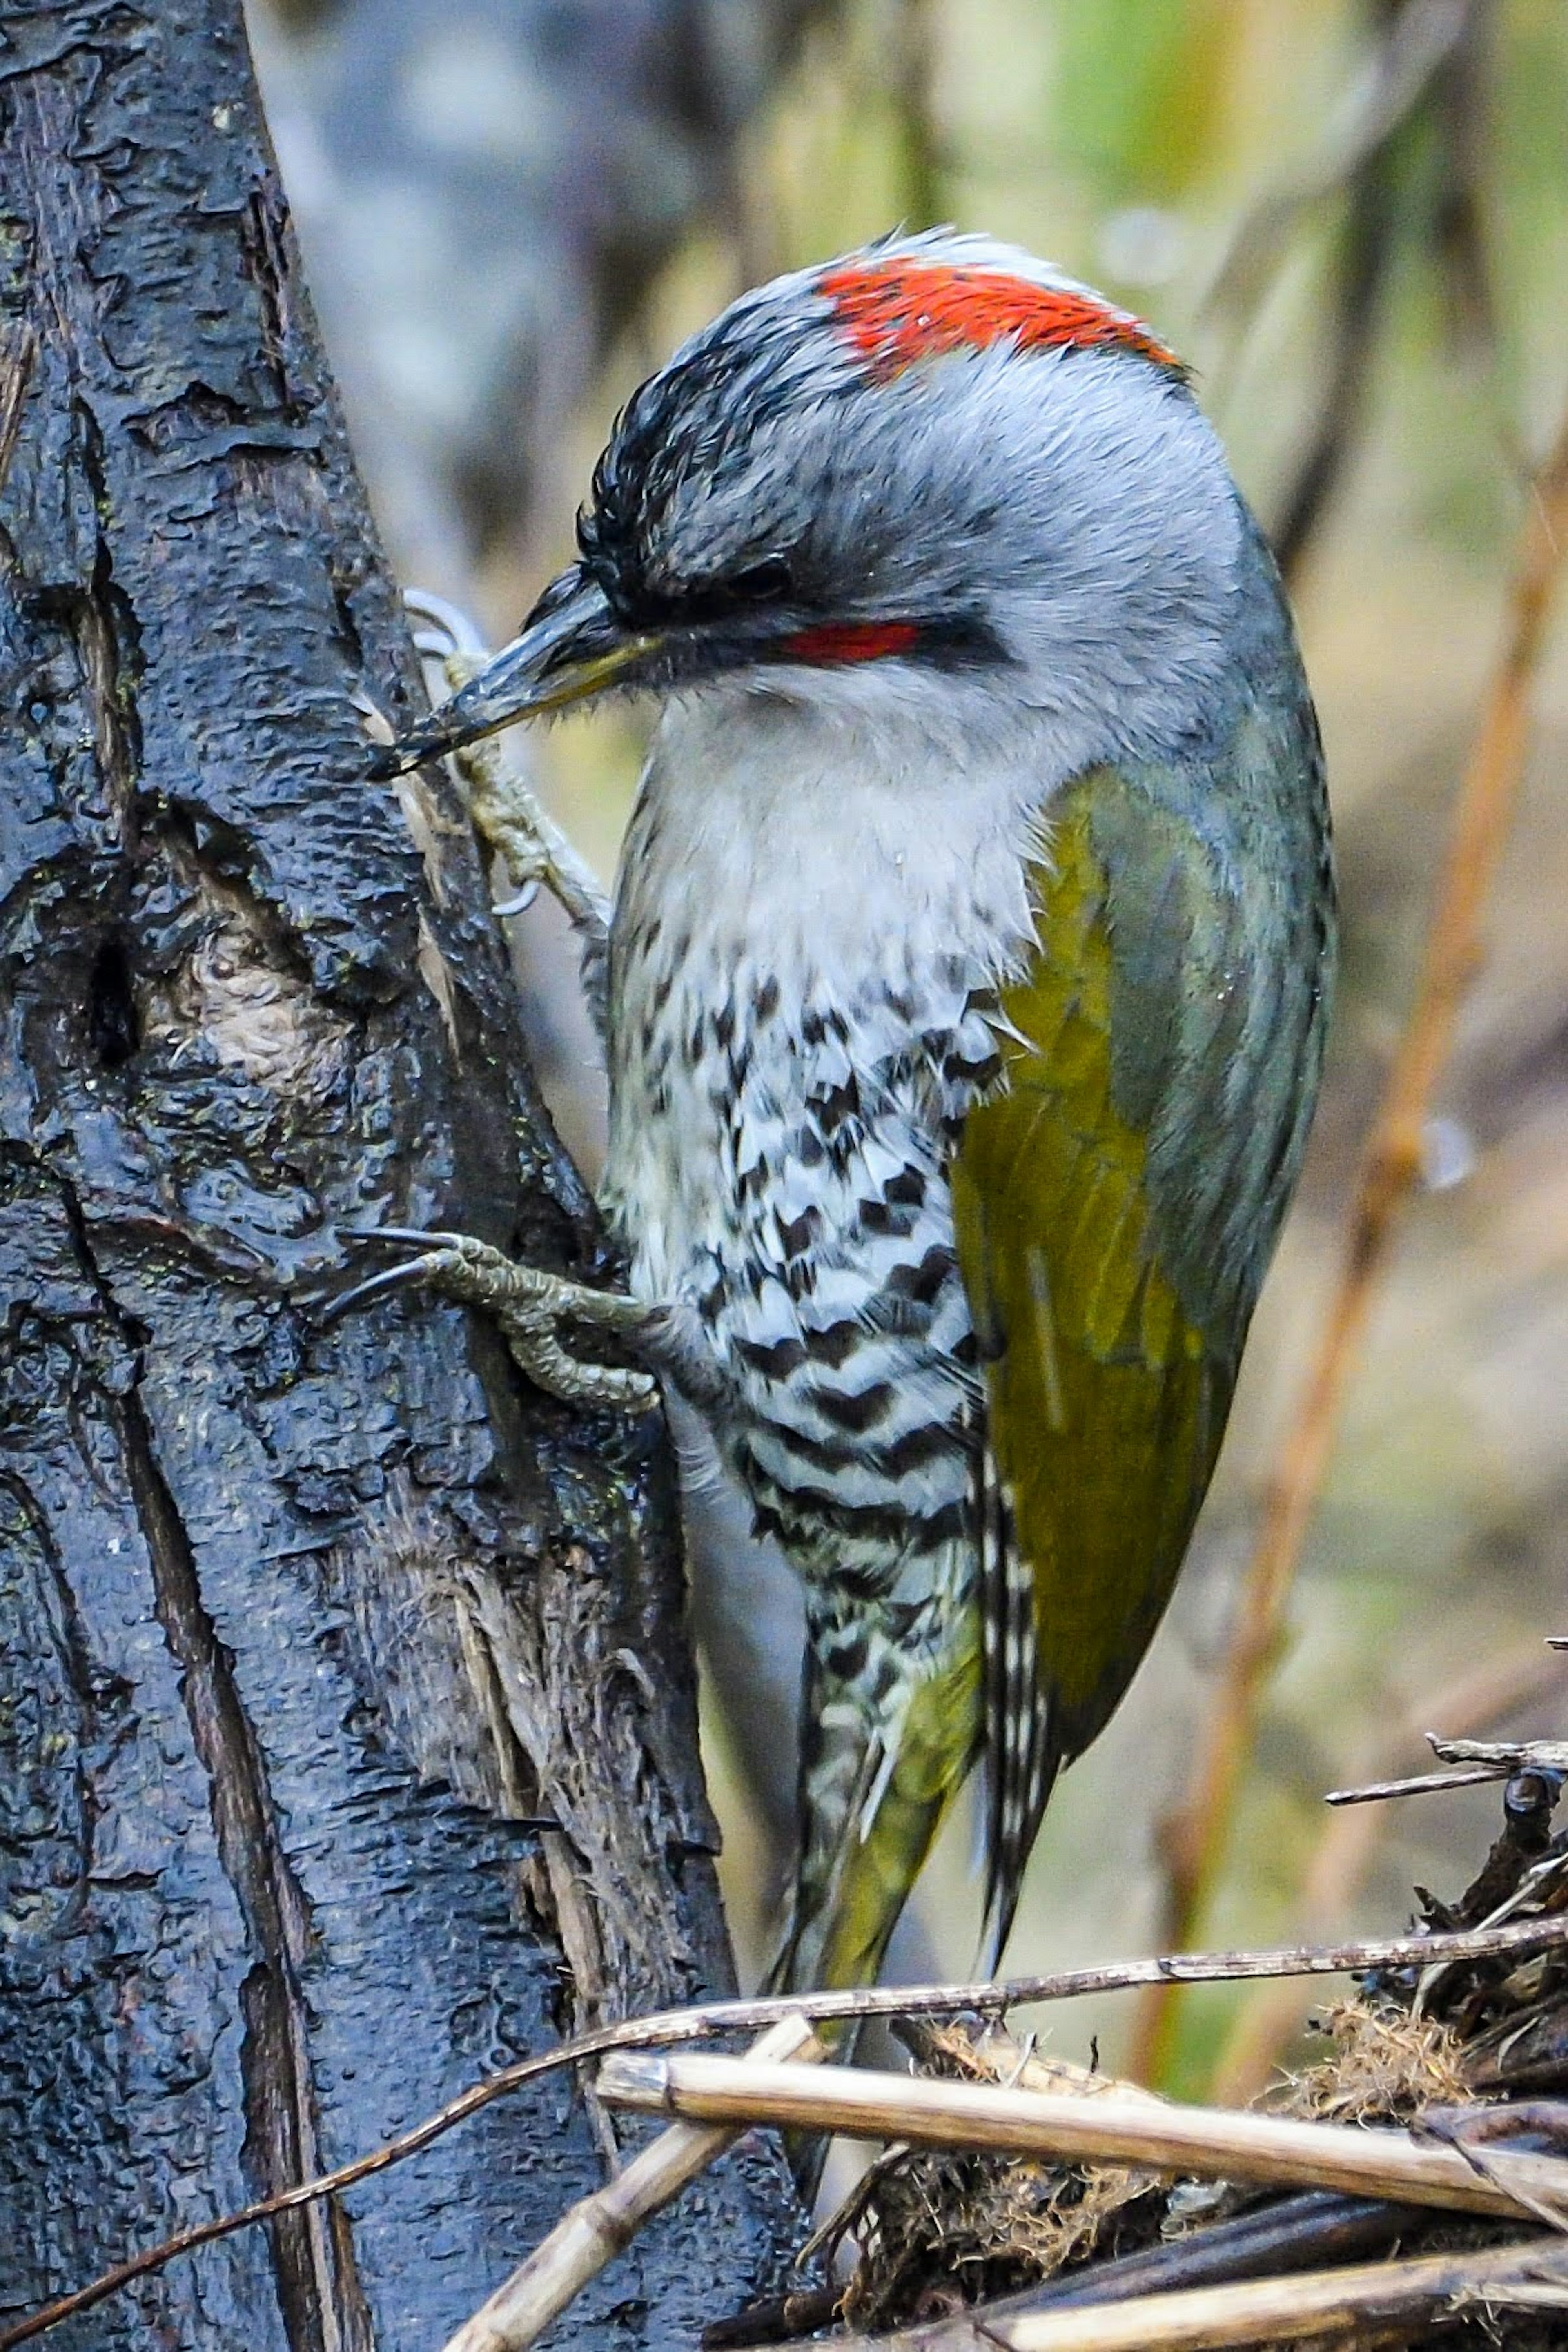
top-left (615, 677), bottom-right (1064, 1001)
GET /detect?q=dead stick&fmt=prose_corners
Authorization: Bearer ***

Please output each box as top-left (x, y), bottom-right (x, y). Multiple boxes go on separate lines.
top-left (1134, 393), bottom-right (1568, 2086)
top-left (1325, 1763), bottom-right (1508, 1804)
top-left (831, 2235), bottom-right (1568, 2352)
top-left (597, 2052), bottom-right (1568, 2225)
top-left (9, 1906), bottom-right (1568, 2352)
top-left (1430, 1736), bottom-right (1568, 1771)
top-left (441, 2016), bottom-right (823, 2352)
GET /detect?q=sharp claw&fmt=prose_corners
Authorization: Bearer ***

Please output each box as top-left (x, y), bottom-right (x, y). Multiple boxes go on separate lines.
top-left (319, 1260), bottom-right (437, 1325)
top-left (492, 881), bottom-right (540, 918)
top-left (340, 1224), bottom-right (472, 1254)
top-left (323, 1223), bottom-right (654, 1411)
top-left (402, 587), bottom-right (488, 658)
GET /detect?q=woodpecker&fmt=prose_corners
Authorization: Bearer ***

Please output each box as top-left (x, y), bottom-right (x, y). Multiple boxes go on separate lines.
top-left (363, 232), bottom-right (1335, 1998)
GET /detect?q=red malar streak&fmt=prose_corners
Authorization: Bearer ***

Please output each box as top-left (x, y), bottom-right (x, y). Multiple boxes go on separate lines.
top-left (818, 261), bottom-right (1182, 381)
top-left (782, 621), bottom-right (922, 665)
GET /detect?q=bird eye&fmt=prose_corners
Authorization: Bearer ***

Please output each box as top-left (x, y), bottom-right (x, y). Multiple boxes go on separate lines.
top-left (728, 554), bottom-right (793, 604)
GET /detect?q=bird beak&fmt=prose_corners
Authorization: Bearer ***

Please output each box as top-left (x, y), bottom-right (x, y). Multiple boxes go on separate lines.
top-left (368, 569), bottom-right (657, 779)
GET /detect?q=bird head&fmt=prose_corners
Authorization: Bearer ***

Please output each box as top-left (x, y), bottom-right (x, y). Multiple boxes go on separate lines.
top-left (370, 231), bottom-right (1245, 782)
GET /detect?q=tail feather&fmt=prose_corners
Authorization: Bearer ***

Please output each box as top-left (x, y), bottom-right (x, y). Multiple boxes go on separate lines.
top-left (977, 1440), bottom-right (1062, 1975)
top-left (769, 1583), bottom-right (982, 2000)
top-left (768, 1589), bottom-right (981, 2205)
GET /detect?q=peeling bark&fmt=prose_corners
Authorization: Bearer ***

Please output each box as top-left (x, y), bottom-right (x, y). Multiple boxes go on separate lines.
top-left (0, 3), bottom-right (794, 2346)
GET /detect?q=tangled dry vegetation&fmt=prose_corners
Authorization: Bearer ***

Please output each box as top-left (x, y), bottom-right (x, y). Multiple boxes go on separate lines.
top-left (745, 1740), bottom-right (1568, 2351)
top-left (398, 1713), bottom-right (1568, 2352)
top-left (11, 1724), bottom-right (1568, 2352)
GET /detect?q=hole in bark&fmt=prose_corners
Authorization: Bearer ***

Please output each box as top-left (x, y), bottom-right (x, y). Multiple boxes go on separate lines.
top-left (88, 938), bottom-right (139, 1067)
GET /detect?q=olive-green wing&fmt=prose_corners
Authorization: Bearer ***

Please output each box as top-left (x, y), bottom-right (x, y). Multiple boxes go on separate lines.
top-left (951, 745), bottom-right (1330, 1956)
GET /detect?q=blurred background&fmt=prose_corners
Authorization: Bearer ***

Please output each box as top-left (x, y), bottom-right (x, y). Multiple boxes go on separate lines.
top-left (249, 0), bottom-right (1568, 2102)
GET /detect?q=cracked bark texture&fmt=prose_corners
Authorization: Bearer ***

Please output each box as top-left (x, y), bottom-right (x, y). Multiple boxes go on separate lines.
top-left (0, 3), bottom-right (795, 2347)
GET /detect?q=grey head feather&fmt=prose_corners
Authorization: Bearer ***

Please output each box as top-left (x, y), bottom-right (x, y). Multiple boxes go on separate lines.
top-left (579, 230), bottom-right (1251, 772)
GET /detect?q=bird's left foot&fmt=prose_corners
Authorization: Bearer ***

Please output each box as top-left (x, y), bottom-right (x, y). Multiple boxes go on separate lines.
top-left (327, 1227), bottom-right (658, 1411)
top-left (402, 589), bottom-right (611, 944)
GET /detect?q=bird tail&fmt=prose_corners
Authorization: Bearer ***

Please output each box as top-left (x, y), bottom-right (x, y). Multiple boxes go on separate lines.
top-left (766, 1585), bottom-right (983, 2003)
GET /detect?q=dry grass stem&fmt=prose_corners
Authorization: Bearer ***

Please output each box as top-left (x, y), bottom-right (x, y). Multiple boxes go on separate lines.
top-left (1134, 394), bottom-right (1568, 2085)
top-left (831, 2235), bottom-right (1568, 2352)
top-left (441, 2015), bottom-right (823, 2352)
top-left (595, 2051), bottom-right (1568, 2225)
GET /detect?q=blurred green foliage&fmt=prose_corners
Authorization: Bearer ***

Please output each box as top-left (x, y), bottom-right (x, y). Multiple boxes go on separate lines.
top-left (1049, 0), bottom-right (1245, 197)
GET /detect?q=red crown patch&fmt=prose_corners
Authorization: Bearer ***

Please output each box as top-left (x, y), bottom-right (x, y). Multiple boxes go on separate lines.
top-left (819, 261), bottom-right (1183, 381)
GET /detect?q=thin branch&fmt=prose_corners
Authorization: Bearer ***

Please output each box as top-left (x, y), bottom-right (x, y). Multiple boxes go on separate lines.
top-left (1430, 1737), bottom-right (1568, 1771)
top-left (1132, 387), bottom-right (1568, 2088)
top-left (8, 1908), bottom-right (1568, 2352)
top-left (440, 2016), bottom-right (824, 2352)
top-left (831, 2235), bottom-right (1568, 2352)
top-left (1328, 1724), bottom-right (1568, 1802)
top-left (1326, 1764), bottom-right (1510, 1804)
top-left (596, 2052), bottom-right (1568, 2226)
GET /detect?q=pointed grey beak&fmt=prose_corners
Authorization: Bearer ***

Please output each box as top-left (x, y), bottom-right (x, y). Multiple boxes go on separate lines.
top-left (368, 569), bottom-right (659, 780)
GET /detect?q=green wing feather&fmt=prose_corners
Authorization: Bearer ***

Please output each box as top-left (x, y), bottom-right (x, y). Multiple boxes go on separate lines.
top-left (953, 740), bottom-right (1332, 1957)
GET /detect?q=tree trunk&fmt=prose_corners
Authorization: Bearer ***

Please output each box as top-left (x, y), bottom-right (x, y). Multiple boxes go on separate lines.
top-left (0, 4), bottom-right (793, 2345)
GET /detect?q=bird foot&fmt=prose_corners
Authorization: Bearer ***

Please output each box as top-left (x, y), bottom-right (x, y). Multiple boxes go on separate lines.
top-left (327, 1227), bottom-right (658, 1412)
top-left (401, 589), bottom-right (611, 942)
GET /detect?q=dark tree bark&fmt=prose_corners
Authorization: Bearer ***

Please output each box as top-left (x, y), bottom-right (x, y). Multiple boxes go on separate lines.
top-left (0, 4), bottom-right (794, 2347)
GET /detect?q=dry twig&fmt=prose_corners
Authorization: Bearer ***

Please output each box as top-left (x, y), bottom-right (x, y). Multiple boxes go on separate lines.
top-left (1211, 1642), bottom-right (1566, 2105)
top-left (441, 2016), bottom-right (824, 2352)
top-left (1134, 391), bottom-right (1568, 2087)
top-left (1326, 1763), bottom-right (1511, 1804)
top-left (1330, 1733), bottom-right (1568, 1808)
top-left (597, 2051), bottom-right (1568, 2226)
top-left (1432, 1738), bottom-right (1568, 1774)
